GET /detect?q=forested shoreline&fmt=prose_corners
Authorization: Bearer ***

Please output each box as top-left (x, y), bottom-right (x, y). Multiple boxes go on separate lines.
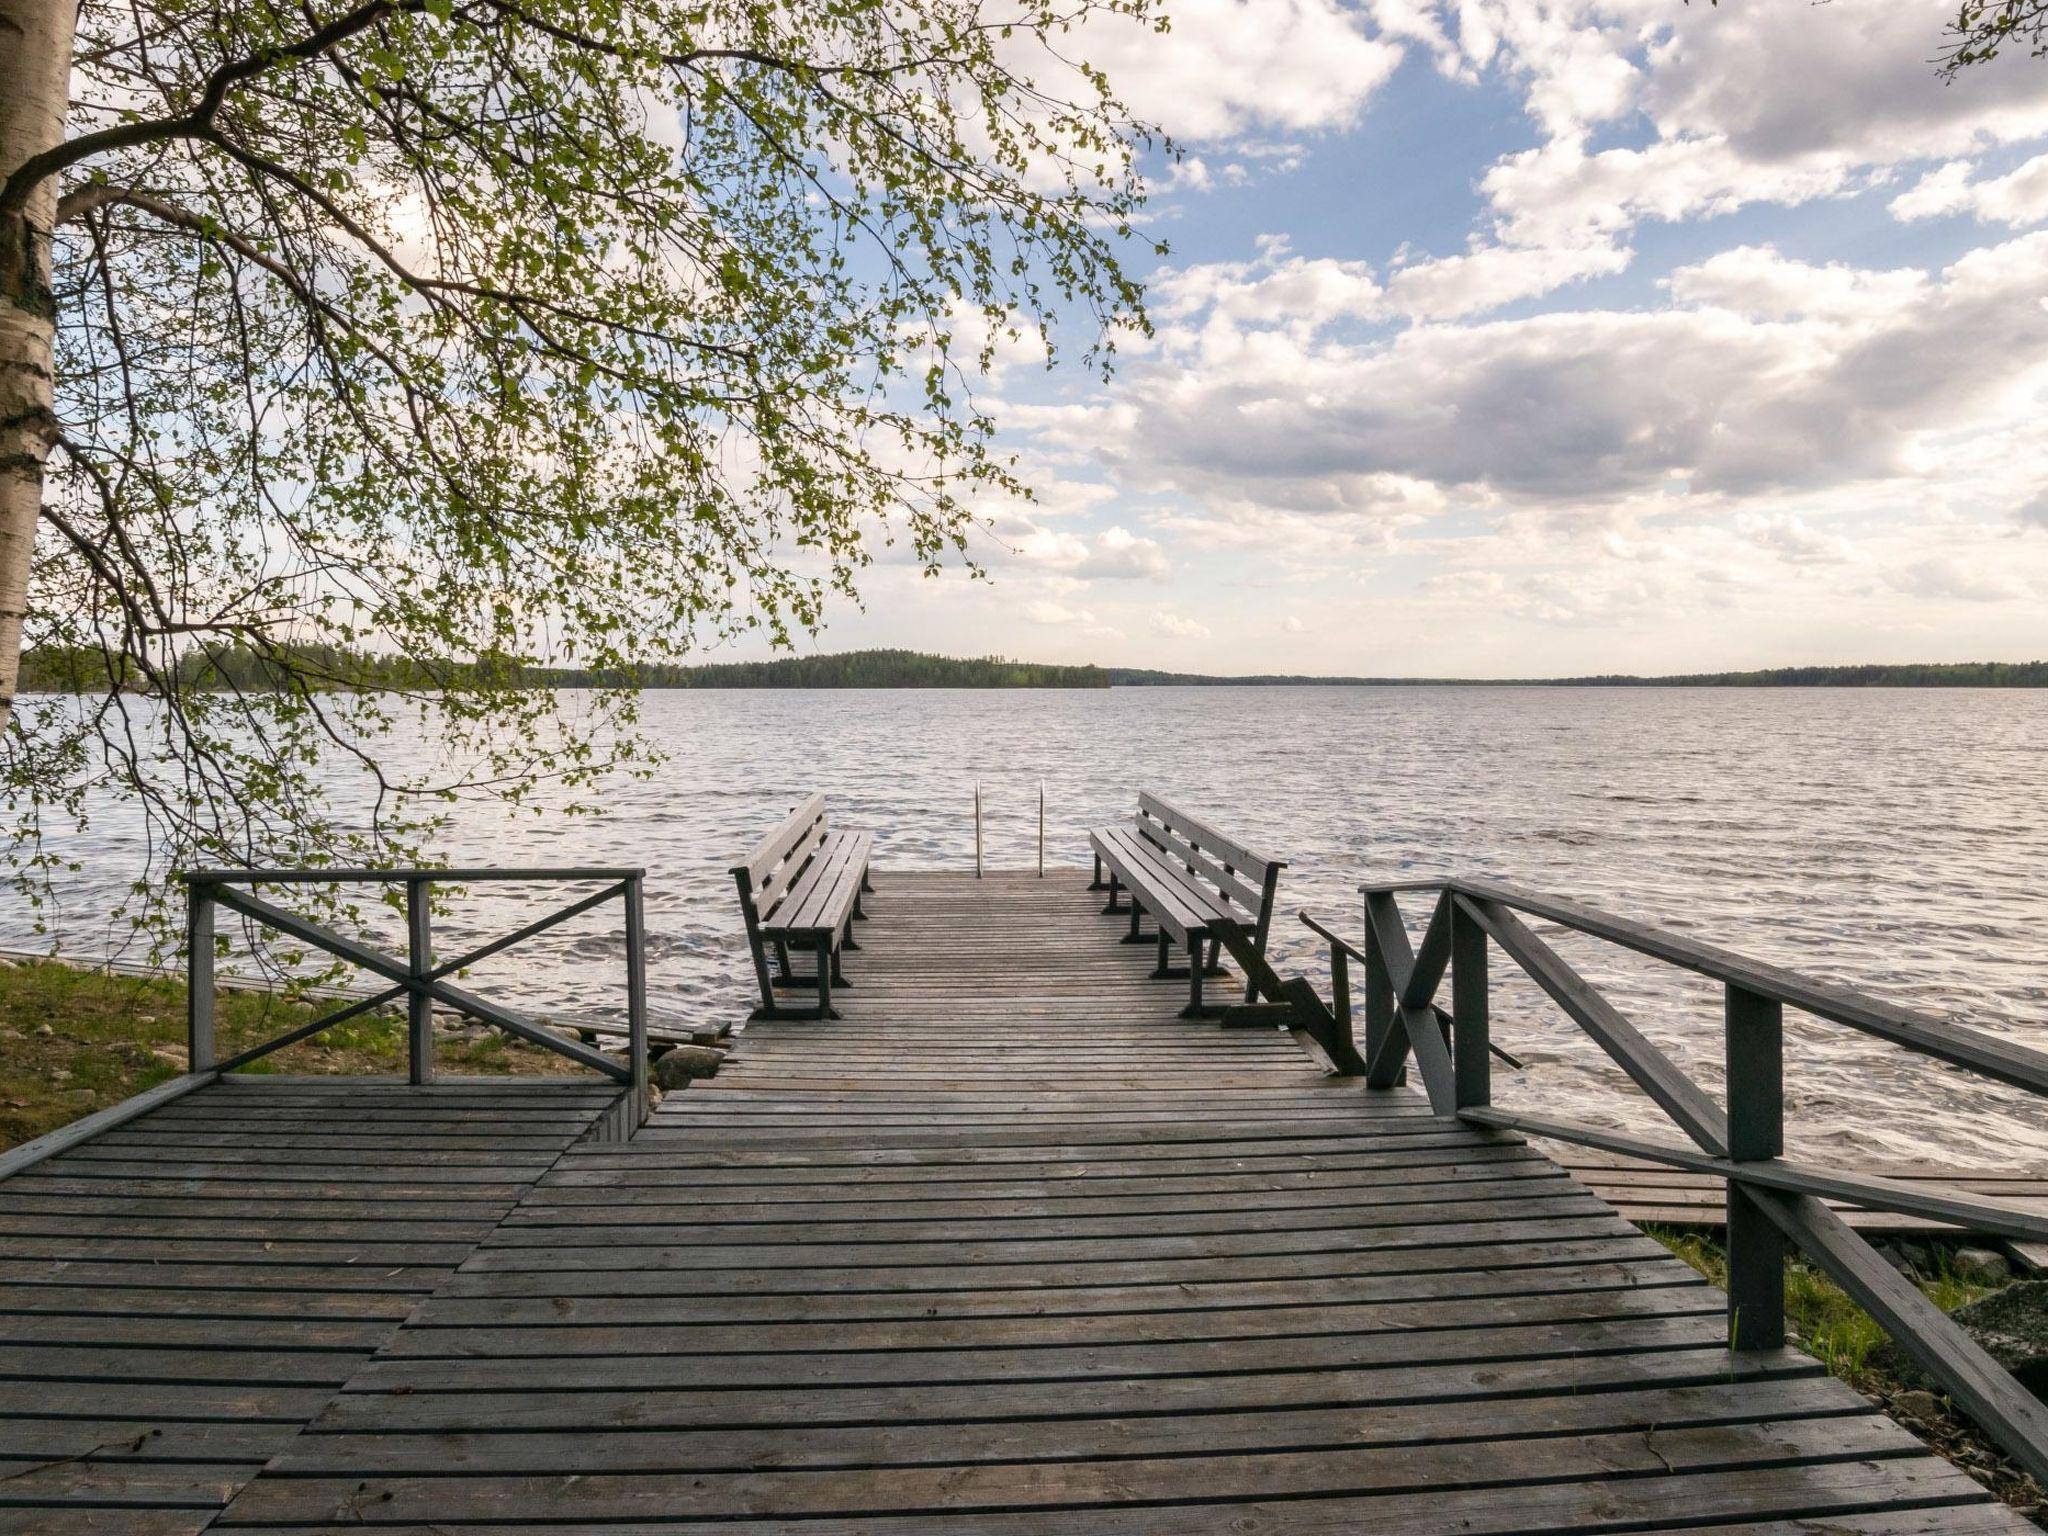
top-left (18, 645), bottom-right (2046, 693)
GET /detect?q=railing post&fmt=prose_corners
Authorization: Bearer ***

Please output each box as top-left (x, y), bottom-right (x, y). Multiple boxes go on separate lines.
top-left (1362, 900), bottom-right (1402, 1088)
top-left (624, 873), bottom-right (649, 1131)
top-left (1451, 898), bottom-right (1489, 1110)
top-left (187, 882), bottom-right (215, 1072)
top-left (1726, 982), bottom-right (1786, 1350)
top-left (406, 877), bottom-right (434, 1085)
top-left (1329, 941), bottom-right (1354, 1052)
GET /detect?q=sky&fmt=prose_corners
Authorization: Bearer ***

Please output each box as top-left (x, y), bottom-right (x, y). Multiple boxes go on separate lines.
top-left (790, 0), bottom-right (2048, 677)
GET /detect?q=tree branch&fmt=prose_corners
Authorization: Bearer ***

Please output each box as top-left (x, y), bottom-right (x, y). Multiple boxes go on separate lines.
top-left (1, 0), bottom-right (420, 217)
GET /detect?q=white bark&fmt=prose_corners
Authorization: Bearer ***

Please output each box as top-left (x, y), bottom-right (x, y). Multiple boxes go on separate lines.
top-left (0, 0), bottom-right (78, 734)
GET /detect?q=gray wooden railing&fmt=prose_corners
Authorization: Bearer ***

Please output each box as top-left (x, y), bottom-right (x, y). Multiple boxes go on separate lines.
top-left (0, 866), bottom-right (650, 1180)
top-left (1292, 876), bottom-right (2048, 1486)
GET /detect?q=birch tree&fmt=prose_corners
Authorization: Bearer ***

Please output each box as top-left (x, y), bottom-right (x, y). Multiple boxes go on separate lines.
top-left (0, 0), bottom-right (1160, 926)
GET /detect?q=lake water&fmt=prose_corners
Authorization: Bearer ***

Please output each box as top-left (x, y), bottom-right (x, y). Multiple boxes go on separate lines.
top-left (10, 686), bottom-right (2046, 1166)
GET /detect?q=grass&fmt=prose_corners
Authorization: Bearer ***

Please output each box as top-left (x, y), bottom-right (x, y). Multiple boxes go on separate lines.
top-left (1649, 1224), bottom-right (1999, 1381)
top-left (0, 956), bottom-right (588, 1151)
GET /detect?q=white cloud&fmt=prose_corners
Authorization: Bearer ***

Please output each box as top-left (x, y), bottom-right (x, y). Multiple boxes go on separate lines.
top-left (1665, 246), bottom-right (1926, 323)
top-left (1154, 230), bottom-right (1629, 330)
top-left (1082, 0), bottom-right (1403, 143)
top-left (1479, 133), bottom-right (1860, 255)
top-left (1063, 231), bottom-right (2048, 518)
top-left (1152, 610), bottom-right (1213, 639)
top-left (1077, 525), bottom-right (1172, 579)
top-left (1631, 1), bottom-right (2048, 166)
top-left (1023, 599), bottom-right (1096, 626)
top-left (1734, 512), bottom-right (1860, 569)
top-left (1154, 236), bottom-right (1385, 332)
top-left (1890, 556), bottom-right (2033, 603)
top-left (1891, 153), bottom-right (2048, 228)
top-left (1387, 239), bottom-right (1630, 320)
top-left (1386, 1), bottom-right (2048, 318)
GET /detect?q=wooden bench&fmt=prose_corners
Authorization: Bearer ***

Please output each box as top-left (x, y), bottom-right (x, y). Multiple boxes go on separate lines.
top-left (731, 795), bottom-right (874, 1019)
top-left (1087, 792), bottom-right (1284, 1018)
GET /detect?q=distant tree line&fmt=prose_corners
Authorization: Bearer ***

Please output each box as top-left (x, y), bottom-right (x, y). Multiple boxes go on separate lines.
top-left (568, 650), bottom-right (1111, 689)
top-left (17, 645), bottom-right (1111, 693)
top-left (1542, 662), bottom-right (2048, 688)
top-left (20, 646), bottom-right (2045, 695)
top-left (1109, 662), bottom-right (2048, 688)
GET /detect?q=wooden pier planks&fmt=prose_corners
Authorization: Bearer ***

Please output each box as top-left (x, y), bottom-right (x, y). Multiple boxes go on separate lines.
top-left (0, 1076), bottom-right (619, 1535)
top-left (207, 871), bottom-right (2032, 1535)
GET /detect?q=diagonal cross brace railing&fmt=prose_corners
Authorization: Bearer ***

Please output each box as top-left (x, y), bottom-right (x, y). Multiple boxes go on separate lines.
top-left (1304, 874), bottom-right (2048, 1488)
top-left (181, 868), bottom-right (649, 1115)
top-left (1289, 906), bottom-right (1524, 1089)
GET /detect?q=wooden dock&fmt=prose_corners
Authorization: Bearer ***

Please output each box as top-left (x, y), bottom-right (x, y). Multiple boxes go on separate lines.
top-left (0, 1077), bottom-right (621, 1532)
top-left (0, 871), bottom-right (2035, 1532)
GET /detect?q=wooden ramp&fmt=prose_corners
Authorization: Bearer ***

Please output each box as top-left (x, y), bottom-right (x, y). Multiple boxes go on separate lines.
top-left (0, 1076), bottom-right (621, 1534)
top-left (199, 871), bottom-right (2027, 1534)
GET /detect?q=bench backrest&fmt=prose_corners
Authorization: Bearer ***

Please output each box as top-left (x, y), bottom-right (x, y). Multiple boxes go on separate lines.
top-left (1133, 791), bottom-right (1285, 931)
top-left (732, 793), bottom-right (830, 921)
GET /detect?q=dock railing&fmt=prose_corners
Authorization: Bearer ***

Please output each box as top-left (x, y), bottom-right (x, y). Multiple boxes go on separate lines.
top-left (0, 866), bottom-right (650, 1180)
top-left (1296, 876), bottom-right (2048, 1486)
top-left (186, 866), bottom-right (648, 1096)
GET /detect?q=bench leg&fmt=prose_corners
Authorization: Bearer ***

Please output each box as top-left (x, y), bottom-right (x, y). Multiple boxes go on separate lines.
top-left (746, 940), bottom-right (777, 1015)
top-left (841, 911), bottom-right (862, 952)
top-left (1089, 853), bottom-right (1105, 891)
top-left (1121, 902), bottom-right (1149, 945)
top-left (1152, 931), bottom-right (1173, 979)
top-left (816, 936), bottom-right (833, 1019)
top-left (1102, 874), bottom-right (1123, 915)
top-left (1206, 935), bottom-right (1226, 977)
top-left (774, 939), bottom-right (793, 984)
top-left (1182, 937), bottom-right (1206, 1018)
top-left (861, 869), bottom-right (875, 893)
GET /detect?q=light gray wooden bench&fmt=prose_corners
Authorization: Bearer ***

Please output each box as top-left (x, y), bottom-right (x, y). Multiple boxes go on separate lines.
top-left (732, 795), bottom-right (874, 1019)
top-left (1088, 792), bottom-right (1283, 1018)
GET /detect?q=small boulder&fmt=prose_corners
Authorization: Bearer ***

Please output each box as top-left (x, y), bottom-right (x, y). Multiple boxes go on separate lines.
top-left (651, 1044), bottom-right (726, 1089)
top-left (1891, 1388), bottom-right (1943, 1424)
top-left (1952, 1246), bottom-right (2013, 1286)
top-left (1947, 1279), bottom-right (2048, 1397)
top-left (1874, 1279), bottom-right (2048, 1400)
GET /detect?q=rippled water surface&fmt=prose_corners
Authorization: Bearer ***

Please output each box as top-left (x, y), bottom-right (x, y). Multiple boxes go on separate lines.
top-left (12, 686), bottom-right (2046, 1165)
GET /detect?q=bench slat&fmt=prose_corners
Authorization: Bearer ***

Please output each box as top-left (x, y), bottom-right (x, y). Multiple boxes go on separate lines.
top-left (1117, 830), bottom-right (1238, 931)
top-left (754, 820), bottom-right (829, 914)
top-left (1137, 817), bottom-right (1265, 915)
top-left (1140, 791), bottom-right (1281, 881)
top-left (770, 834), bottom-right (869, 938)
top-left (734, 794), bottom-right (828, 888)
top-left (1090, 829), bottom-right (1220, 945)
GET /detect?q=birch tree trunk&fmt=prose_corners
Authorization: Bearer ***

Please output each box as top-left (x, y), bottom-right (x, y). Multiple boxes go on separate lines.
top-left (0, 0), bottom-right (76, 735)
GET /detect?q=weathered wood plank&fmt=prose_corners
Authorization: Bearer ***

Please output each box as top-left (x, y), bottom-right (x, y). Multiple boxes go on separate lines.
top-left (0, 1078), bottom-right (611, 1534)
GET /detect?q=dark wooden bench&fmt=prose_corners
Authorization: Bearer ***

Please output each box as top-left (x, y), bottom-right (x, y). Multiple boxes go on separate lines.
top-left (731, 795), bottom-right (874, 1019)
top-left (1088, 792), bottom-right (1284, 1017)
